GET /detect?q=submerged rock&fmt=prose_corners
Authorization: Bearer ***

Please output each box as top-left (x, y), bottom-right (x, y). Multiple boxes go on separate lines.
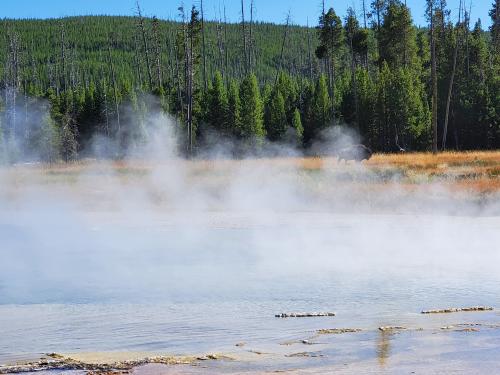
top-left (285, 352), bottom-right (324, 358)
top-left (317, 328), bottom-right (362, 335)
top-left (275, 312), bottom-right (336, 318)
top-left (422, 306), bottom-right (493, 314)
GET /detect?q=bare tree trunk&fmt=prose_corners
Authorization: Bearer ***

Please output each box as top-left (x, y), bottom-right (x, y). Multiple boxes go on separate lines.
top-left (187, 28), bottom-right (194, 157)
top-left (136, 1), bottom-right (153, 88)
top-left (133, 34), bottom-right (144, 87)
top-left (107, 41), bottom-right (120, 133)
top-left (442, 0), bottom-right (462, 150)
top-left (224, 5), bottom-right (229, 84)
top-left (465, 1), bottom-right (472, 77)
top-left (152, 17), bottom-right (163, 91)
top-left (431, 4), bottom-right (438, 154)
top-left (60, 23), bottom-right (67, 92)
top-left (249, 0), bottom-right (254, 71)
top-left (362, 0), bottom-right (367, 29)
top-left (200, 0), bottom-right (207, 91)
top-left (241, 0), bottom-right (248, 75)
top-left (216, 19), bottom-right (224, 74)
top-left (349, 28), bottom-right (360, 133)
top-left (275, 12), bottom-right (290, 84)
top-left (376, 3), bottom-right (382, 70)
top-left (102, 76), bottom-right (110, 137)
top-left (307, 18), bottom-right (313, 81)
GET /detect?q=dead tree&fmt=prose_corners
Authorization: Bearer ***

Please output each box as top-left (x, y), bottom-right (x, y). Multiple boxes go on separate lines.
top-left (442, 0), bottom-right (462, 150)
top-left (346, 9), bottom-right (360, 133)
top-left (429, 1), bottom-right (438, 154)
top-left (216, 19), bottom-right (225, 74)
top-left (133, 34), bottom-right (144, 87)
top-left (107, 37), bottom-right (121, 133)
top-left (200, 0), bottom-right (207, 90)
top-left (136, 1), bottom-right (153, 88)
top-left (307, 18), bottom-right (314, 81)
top-left (224, 5), bottom-right (230, 83)
top-left (241, 0), bottom-right (248, 75)
top-left (249, 0), bottom-right (255, 71)
top-left (275, 12), bottom-right (291, 84)
top-left (152, 16), bottom-right (163, 91)
top-left (60, 22), bottom-right (67, 92)
top-left (6, 30), bottom-right (21, 138)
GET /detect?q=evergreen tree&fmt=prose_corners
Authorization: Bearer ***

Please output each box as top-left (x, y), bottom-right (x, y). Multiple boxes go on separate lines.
top-left (238, 73), bottom-right (265, 139)
top-left (206, 71), bottom-right (228, 133)
top-left (311, 75), bottom-right (330, 135)
top-left (316, 8), bottom-right (344, 123)
top-left (227, 80), bottom-right (242, 138)
top-left (265, 88), bottom-right (287, 142)
top-left (379, 1), bottom-right (418, 69)
top-left (292, 108), bottom-right (303, 145)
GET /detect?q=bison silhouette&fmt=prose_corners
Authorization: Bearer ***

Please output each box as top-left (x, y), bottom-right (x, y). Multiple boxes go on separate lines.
top-left (335, 144), bottom-right (373, 162)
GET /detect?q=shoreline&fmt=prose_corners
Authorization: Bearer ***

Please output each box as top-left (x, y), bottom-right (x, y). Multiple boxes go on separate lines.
top-left (3, 312), bottom-right (500, 374)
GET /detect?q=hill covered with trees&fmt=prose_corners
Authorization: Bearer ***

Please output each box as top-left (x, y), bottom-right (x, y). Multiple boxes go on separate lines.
top-left (0, 0), bottom-right (498, 162)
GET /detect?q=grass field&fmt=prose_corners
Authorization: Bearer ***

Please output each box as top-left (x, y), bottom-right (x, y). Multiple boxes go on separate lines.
top-left (26, 151), bottom-right (500, 190)
top-left (1, 151), bottom-right (499, 214)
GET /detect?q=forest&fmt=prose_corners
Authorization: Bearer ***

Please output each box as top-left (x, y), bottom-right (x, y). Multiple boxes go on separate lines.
top-left (0, 0), bottom-right (498, 162)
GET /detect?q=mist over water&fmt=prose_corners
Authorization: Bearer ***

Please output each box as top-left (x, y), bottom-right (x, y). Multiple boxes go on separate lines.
top-left (1, 109), bottom-right (499, 367)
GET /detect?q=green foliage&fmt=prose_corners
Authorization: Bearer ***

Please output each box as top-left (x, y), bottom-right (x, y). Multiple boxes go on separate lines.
top-left (206, 71), bottom-right (228, 133)
top-left (238, 73), bottom-right (265, 139)
top-left (379, 1), bottom-right (418, 69)
top-left (265, 88), bottom-right (287, 142)
top-left (312, 75), bottom-right (331, 132)
top-left (0, 3), bottom-right (496, 157)
top-left (38, 114), bottom-right (61, 163)
top-left (227, 80), bottom-right (242, 138)
top-left (292, 108), bottom-right (304, 144)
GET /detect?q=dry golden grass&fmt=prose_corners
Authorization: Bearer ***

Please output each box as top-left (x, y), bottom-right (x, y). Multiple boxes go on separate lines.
top-left (3, 151), bottom-right (499, 194)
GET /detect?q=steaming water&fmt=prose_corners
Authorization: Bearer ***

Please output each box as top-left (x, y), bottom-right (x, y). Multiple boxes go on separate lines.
top-left (1, 209), bottom-right (500, 371)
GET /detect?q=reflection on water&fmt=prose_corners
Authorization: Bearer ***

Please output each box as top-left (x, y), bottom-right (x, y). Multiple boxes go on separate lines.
top-left (377, 331), bottom-right (391, 367)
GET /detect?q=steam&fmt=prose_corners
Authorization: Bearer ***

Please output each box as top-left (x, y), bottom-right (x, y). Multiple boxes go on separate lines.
top-left (0, 95), bottom-right (499, 308)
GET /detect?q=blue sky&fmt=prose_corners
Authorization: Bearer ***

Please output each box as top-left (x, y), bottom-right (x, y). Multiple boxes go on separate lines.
top-left (3, 0), bottom-right (493, 28)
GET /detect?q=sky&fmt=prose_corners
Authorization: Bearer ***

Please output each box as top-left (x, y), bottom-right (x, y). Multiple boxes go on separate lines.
top-left (2, 0), bottom-right (493, 28)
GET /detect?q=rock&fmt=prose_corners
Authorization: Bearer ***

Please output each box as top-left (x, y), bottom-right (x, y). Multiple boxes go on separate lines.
top-left (378, 326), bottom-right (406, 332)
top-left (422, 306), bottom-right (493, 314)
top-left (275, 312), bottom-right (336, 318)
top-left (285, 352), bottom-right (323, 358)
top-left (317, 328), bottom-right (362, 335)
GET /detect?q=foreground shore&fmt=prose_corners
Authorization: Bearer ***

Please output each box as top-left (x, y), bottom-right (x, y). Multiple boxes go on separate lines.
top-left (2, 308), bottom-right (500, 374)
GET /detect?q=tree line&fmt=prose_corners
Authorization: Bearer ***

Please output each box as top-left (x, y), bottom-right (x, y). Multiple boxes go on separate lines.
top-left (0, 0), bottom-right (498, 162)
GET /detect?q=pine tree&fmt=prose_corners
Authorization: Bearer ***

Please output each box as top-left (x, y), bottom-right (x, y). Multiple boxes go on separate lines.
top-left (379, 1), bottom-right (418, 69)
top-left (309, 74), bottom-right (330, 139)
top-left (206, 71), bottom-right (228, 133)
top-left (490, 1), bottom-right (499, 54)
top-left (227, 80), bottom-right (242, 137)
top-left (265, 88), bottom-right (287, 141)
top-left (292, 108), bottom-right (303, 145)
top-left (239, 73), bottom-right (265, 139)
top-left (316, 8), bottom-right (344, 124)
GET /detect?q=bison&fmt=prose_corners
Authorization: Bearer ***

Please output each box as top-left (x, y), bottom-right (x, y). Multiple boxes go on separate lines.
top-left (335, 144), bottom-right (373, 162)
